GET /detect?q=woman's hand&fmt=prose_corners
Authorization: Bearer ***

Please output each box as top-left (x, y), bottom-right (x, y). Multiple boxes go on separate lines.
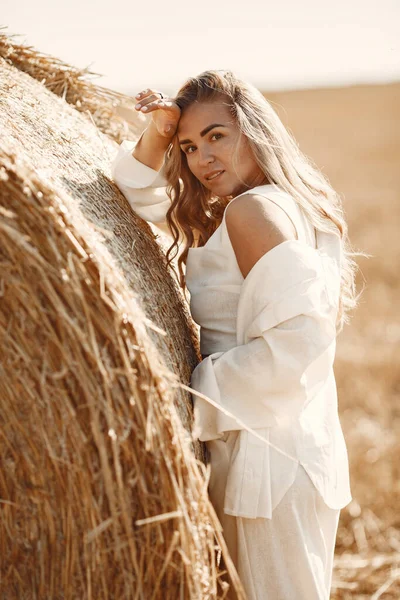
top-left (134, 88), bottom-right (181, 139)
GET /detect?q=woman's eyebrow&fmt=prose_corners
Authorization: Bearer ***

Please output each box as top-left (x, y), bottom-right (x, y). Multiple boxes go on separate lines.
top-left (178, 123), bottom-right (227, 145)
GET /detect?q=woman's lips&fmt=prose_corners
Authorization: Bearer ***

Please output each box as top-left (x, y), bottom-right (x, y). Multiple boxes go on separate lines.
top-left (206, 170), bottom-right (225, 182)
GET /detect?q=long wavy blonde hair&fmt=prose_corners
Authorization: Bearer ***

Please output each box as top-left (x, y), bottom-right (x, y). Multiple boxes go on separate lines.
top-left (161, 69), bottom-right (360, 332)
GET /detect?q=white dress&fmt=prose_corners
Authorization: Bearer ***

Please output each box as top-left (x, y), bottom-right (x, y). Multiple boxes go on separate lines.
top-left (111, 139), bottom-right (352, 599)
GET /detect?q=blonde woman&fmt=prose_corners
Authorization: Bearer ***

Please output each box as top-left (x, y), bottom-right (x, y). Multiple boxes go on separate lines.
top-left (111, 70), bottom-right (357, 599)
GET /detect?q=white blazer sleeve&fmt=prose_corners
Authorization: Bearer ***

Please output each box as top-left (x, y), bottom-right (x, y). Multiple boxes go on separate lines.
top-left (111, 136), bottom-right (172, 236)
top-left (190, 241), bottom-right (339, 440)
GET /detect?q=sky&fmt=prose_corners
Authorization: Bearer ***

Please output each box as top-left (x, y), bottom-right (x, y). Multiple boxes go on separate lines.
top-left (3, 0), bottom-right (400, 95)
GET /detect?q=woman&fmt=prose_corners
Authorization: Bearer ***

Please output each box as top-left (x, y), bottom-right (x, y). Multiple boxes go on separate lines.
top-left (111, 70), bottom-right (358, 599)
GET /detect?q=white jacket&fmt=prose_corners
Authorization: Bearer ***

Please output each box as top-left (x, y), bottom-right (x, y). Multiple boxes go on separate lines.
top-left (111, 139), bottom-right (352, 519)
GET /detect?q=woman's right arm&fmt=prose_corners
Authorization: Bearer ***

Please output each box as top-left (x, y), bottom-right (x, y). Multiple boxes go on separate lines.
top-left (111, 90), bottom-right (181, 236)
top-left (111, 124), bottom-right (171, 233)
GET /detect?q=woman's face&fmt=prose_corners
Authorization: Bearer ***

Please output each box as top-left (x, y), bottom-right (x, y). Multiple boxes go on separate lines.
top-left (177, 99), bottom-right (269, 198)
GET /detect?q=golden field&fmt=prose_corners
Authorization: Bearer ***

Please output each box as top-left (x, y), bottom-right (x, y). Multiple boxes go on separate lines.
top-left (266, 82), bottom-right (400, 598)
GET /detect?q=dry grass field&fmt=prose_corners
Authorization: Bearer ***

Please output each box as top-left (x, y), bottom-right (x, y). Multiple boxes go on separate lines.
top-left (266, 82), bottom-right (400, 598)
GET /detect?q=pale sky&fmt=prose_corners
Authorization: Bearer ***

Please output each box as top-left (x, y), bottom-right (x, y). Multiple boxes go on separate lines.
top-left (3, 0), bottom-right (400, 95)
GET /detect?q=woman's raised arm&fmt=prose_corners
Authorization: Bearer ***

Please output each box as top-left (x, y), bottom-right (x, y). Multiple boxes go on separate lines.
top-left (111, 89), bottom-right (181, 236)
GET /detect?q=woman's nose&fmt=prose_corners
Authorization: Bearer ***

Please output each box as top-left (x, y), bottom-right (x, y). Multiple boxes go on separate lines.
top-left (198, 149), bottom-right (215, 166)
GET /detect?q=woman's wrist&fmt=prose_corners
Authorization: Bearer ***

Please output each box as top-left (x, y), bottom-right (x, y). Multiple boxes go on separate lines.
top-left (132, 121), bottom-right (171, 171)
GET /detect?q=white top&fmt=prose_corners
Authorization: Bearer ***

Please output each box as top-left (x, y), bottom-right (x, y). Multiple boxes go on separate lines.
top-left (186, 184), bottom-right (316, 357)
top-left (111, 139), bottom-right (352, 519)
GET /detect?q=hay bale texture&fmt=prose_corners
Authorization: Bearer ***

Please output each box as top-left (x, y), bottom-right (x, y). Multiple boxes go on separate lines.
top-left (0, 32), bottom-right (245, 599)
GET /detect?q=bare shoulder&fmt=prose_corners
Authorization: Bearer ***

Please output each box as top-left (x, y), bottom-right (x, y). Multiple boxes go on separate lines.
top-left (224, 192), bottom-right (298, 279)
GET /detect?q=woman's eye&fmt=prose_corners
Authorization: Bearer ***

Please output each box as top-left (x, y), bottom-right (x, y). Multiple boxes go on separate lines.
top-left (184, 133), bottom-right (222, 155)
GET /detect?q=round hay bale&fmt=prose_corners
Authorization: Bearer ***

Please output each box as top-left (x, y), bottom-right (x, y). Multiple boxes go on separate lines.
top-left (0, 40), bottom-right (245, 599)
top-left (0, 26), bottom-right (144, 144)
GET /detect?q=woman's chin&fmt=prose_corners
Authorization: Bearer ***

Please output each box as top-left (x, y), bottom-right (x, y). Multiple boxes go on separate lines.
top-left (201, 176), bottom-right (243, 198)
top-left (212, 178), bottom-right (241, 197)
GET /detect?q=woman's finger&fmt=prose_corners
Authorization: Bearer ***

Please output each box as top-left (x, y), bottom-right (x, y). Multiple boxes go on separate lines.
top-left (135, 88), bottom-right (155, 99)
top-left (134, 98), bottom-right (161, 112)
top-left (135, 99), bottom-right (175, 112)
top-left (135, 88), bottom-right (164, 101)
top-left (134, 94), bottom-right (165, 111)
